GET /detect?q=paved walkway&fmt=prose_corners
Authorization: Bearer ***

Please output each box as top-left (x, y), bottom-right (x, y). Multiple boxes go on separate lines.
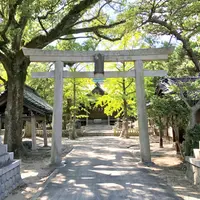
top-left (38, 137), bottom-right (181, 200)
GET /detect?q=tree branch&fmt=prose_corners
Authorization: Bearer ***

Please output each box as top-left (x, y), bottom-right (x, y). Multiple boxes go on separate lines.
top-left (58, 36), bottom-right (97, 41)
top-left (126, 91), bottom-right (135, 96)
top-left (93, 29), bottom-right (124, 41)
top-left (0, 76), bottom-right (6, 84)
top-left (38, 18), bottom-right (48, 35)
top-left (73, 1), bottom-right (111, 26)
top-left (118, 80), bottom-right (123, 85)
top-left (125, 79), bottom-right (134, 89)
top-left (146, 17), bottom-right (200, 71)
top-left (0, 45), bottom-right (12, 57)
top-left (37, 0), bottom-right (62, 20)
top-left (25, 0), bottom-right (101, 48)
top-left (25, 0), bottom-right (125, 49)
top-left (69, 20), bottom-right (125, 37)
top-left (149, 0), bottom-right (156, 20)
top-left (176, 81), bottom-right (191, 109)
top-left (187, 25), bottom-right (200, 39)
top-left (0, 51), bottom-right (10, 67)
top-left (107, 1), bottom-right (125, 12)
top-left (193, 99), bottom-right (200, 111)
top-left (116, 66), bottom-right (122, 71)
top-left (0, 0), bottom-right (24, 44)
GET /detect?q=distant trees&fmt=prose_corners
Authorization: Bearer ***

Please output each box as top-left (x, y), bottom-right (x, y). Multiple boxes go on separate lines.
top-left (148, 95), bottom-right (188, 153)
top-left (174, 79), bottom-right (200, 155)
top-left (96, 62), bottom-right (136, 138)
top-left (63, 64), bottom-right (94, 140)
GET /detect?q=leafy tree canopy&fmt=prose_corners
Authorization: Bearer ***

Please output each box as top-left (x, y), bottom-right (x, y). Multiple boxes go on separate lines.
top-left (126, 0), bottom-right (200, 71)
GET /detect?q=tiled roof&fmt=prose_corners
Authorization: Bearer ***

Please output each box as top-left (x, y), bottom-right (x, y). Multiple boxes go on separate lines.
top-left (156, 77), bottom-right (200, 95)
top-left (23, 85), bottom-right (53, 114)
top-left (91, 82), bottom-right (105, 95)
top-left (0, 85), bottom-right (53, 115)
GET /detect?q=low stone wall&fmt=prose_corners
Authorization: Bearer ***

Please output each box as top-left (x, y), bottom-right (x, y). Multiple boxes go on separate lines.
top-left (185, 141), bottom-right (200, 185)
top-left (0, 129), bottom-right (82, 138)
top-left (1, 129), bottom-right (83, 137)
top-left (0, 160), bottom-right (21, 199)
top-left (36, 129), bottom-right (83, 137)
top-left (0, 137), bottom-right (21, 200)
top-left (113, 128), bottom-right (139, 136)
top-left (185, 156), bottom-right (200, 185)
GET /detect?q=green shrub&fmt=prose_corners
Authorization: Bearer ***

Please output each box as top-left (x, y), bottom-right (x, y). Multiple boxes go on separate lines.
top-left (184, 125), bottom-right (200, 156)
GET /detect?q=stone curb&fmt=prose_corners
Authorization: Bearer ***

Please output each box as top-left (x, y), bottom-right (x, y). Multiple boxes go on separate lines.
top-left (31, 146), bottom-right (73, 200)
top-left (31, 168), bottom-right (59, 200)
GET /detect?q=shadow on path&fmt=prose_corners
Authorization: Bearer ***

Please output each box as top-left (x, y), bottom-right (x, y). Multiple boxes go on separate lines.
top-left (38, 137), bottom-right (182, 200)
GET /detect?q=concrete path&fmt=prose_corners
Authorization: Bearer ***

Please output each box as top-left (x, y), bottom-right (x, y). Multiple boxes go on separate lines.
top-left (38, 137), bottom-right (181, 200)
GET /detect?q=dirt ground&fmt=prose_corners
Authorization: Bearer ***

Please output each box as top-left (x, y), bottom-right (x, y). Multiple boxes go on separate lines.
top-left (6, 135), bottom-right (200, 200)
top-left (148, 135), bottom-right (200, 200)
top-left (6, 137), bottom-right (73, 200)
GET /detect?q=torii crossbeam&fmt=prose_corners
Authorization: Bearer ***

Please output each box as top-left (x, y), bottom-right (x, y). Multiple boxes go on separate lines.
top-left (23, 47), bottom-right (174, 165)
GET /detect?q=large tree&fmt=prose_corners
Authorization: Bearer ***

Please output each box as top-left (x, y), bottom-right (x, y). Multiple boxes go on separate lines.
top-left (128, 0), bottom-right (200, 71)
top-left (0, 0), bottom-right (125, 156)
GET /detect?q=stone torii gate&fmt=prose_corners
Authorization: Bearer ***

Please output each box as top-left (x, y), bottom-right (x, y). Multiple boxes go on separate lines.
top-left (22, 47), bottom-right (173, 165)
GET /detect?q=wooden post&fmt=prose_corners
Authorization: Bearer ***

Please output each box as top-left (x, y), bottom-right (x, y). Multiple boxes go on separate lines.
top-left (31, 112), bottom-right (37, 151)
top-left (108, 116), bottom-right (110, 126)
top-left (135, 60), bottom-right (151, 163)
top-left (0, 114), bottom-right (1, 136)
top-left (86, 117), bottom-right (88, 126)
top-left (43, 118), bottom-right (48, 147)
top-left (50, 61), bottom-right (64, 165)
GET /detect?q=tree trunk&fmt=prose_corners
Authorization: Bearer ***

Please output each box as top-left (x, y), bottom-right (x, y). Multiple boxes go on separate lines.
top-left (4, 54), bottom-right (29, 157)
top-left (24, 121), bottom-right (32, 138)
top-left (184, 107), bottom-right (198, 155)
top-left (189, 107), bottom-right (196, 129)
top-left (166, 117), bottom-right (169, 139)
top-left (63, 114), bottom-right (67, 130)
top-left (159, 117), bottom-right (163, 148)
top-left (120, 75), bottom-right (129, 138)
top-left (159, 127), bottom-right (164, 148)
top-left (70, 78), bottom-right (77, 140)
top-left (172, 115), bottom-right (181, 154)
top-left (43, 119), bottom-right (48, 147)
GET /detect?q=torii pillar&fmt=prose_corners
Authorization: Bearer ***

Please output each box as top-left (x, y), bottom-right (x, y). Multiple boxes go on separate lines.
top-left (50, 61), bottom-right (64, 165)
top-left (135, 60), bottom-right (151, 162)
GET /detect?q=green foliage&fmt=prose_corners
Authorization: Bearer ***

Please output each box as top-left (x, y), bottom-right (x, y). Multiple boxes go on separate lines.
top-left (63, 75), bottom-right (94, 118)
top-left (0, 65), bottom-right (7, 92)
top-left (172, 79), bottom-right (200, 108)
top-left (184, 125), bottom-right (200, 156)
top-left (0, 0), bottom-right (126, 70)
top-left (126, 0), bottom-right (200, 71)
top-left (26, 63), bottom-right (54, 105)
top-left (148, 96), bottom-right (170, 128)
top-left (26, 39), bottom-right (96, 117)
top-left (57, 40), bottom-right (95, 118)
top-left (148, 95), bottom-right (189, 130)
top-left (96, 62), bottom-right (136, 118)
top-left (95, 32), bottom-right (147, 119)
